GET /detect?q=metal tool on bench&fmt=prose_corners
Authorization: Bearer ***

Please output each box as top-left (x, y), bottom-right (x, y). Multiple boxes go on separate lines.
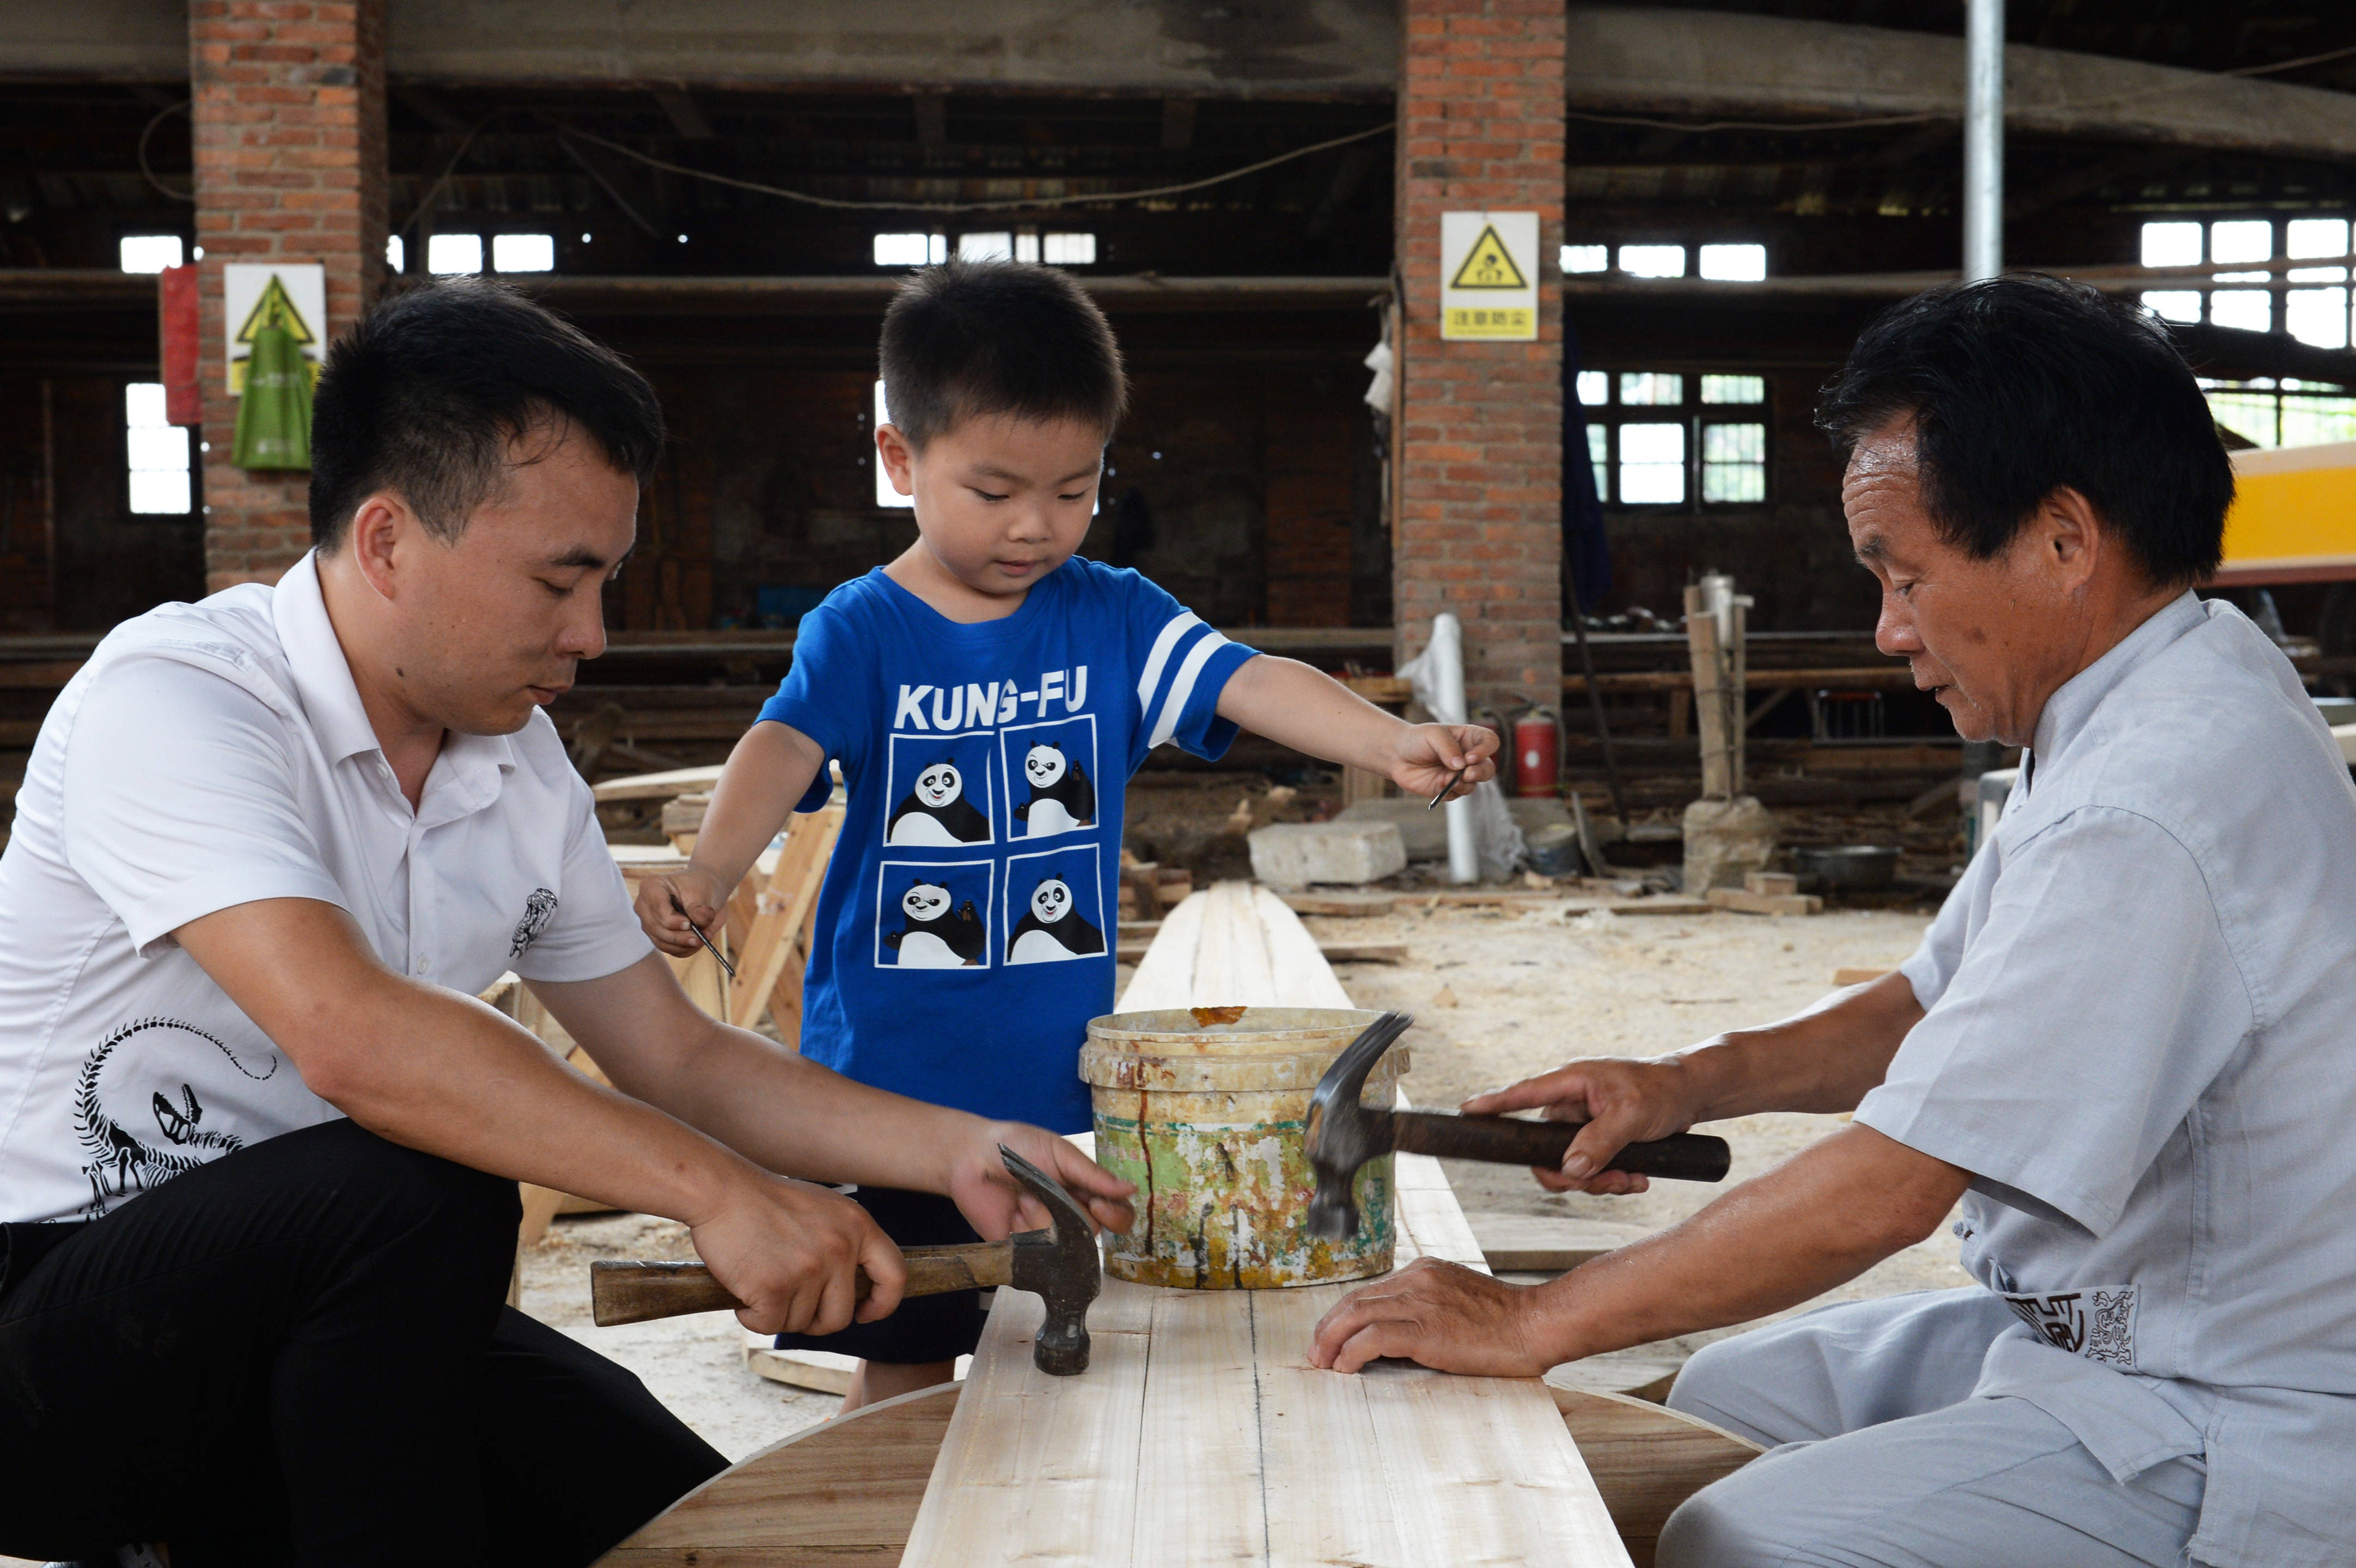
top-left (589, 1145), bottom-right (1102, 1375)
top-left (1305, 1011), bottom-right (1733, 1240)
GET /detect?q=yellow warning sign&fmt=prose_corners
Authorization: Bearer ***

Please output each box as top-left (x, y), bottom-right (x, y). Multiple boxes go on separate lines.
top-left (1439, 211), bottom-right (1538, 342)
top-left (1449, 224), bottom-right (1528, 290)
top-left (234, 274), bottom-right (317, 350)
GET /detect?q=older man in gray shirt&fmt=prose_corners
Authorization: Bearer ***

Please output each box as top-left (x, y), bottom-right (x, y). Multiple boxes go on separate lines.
top-left (1307, 276), bottom-right (2356, 1566)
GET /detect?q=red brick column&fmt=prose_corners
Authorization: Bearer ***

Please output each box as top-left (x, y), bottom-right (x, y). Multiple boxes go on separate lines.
top-left (1393, 0), bottom-right (1565, 711)
top-left (191, 1), bottom-right (387, 591)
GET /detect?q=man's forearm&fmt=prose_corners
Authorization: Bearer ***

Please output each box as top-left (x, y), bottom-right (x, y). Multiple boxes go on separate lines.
top-left (1533, 1124), bottom-right (1966, 1363)
top-left (617, 1015), bottom-right (976, 1197)
top-left (1673, 969), bottom-right (1925, 1121)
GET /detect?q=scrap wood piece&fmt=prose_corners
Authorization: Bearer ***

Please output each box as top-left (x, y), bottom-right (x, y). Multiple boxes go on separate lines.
top-left (594, 1382), bottom-right (959, 1565)
top-left (1705, 887), bottom-right (1821, 917)
top-left (727, 801), bottom-right (845, 1036)
top-left (1834, 966), bottom-right (1894, 987)
top-left (1552, 1388), bottom-right (1762, 1568)
top-left (1468, 1211), bottom-right (1654, 1274)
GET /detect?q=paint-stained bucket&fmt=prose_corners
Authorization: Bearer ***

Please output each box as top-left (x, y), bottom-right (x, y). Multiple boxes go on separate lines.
top-left (1082, 1006), bottom-right (1406, 1289)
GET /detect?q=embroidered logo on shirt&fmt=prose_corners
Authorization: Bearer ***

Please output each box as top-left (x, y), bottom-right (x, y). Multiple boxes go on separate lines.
top-left (510, 888), bottom-right (559, 958)
top-left (2003, 1285), bottom-right (2139, 1371)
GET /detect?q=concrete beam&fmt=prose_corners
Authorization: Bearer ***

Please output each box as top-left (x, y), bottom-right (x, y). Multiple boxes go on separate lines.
top-left (1565, 8), bottom-right (2356, 166)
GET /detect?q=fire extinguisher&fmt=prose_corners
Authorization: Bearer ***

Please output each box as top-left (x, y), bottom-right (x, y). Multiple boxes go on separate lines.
top-left (1513, 705), bottom-right (1560, 798)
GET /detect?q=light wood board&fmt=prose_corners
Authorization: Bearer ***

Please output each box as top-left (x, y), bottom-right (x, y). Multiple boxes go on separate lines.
top-left (911, 887), bottom-right (1631, 1567)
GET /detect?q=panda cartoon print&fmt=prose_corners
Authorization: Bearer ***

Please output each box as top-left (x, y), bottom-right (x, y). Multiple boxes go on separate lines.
top-left (882, 877), bottom-right (987, 967)
top-left (1012, 741), bottom-right (1095, 838)
top-left (1006, 872), bottom-right (1106, 965)
top-left (886, 759), bottom-right (991, 846)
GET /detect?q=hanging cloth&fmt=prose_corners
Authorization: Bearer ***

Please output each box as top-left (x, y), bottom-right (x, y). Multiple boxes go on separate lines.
top-left (231, 308), bottom-right (312, 471)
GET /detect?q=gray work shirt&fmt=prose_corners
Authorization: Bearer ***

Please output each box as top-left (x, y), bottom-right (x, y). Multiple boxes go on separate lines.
top-left (1857, 591), bottom-right (2356, 1568)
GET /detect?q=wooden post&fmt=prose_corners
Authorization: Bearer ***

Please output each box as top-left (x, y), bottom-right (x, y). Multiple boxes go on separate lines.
top-left (1683, 584), bottom-right (1730, 800)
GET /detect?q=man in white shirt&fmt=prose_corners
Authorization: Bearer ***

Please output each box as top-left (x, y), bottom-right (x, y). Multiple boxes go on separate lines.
top-left (1306, 276), bottom-right (2356, 1566)
top-left (0, 278), bottom-right (1132, 1567)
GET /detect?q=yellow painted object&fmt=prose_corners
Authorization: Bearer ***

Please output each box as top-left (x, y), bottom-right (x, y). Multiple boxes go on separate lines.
top-left (1082, 1006), bottom-right (1404, 1289)
top-left (2218, 440), bottom-right (2356, 584)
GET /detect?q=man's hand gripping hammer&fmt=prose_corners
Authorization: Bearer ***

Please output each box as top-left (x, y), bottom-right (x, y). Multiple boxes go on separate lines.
top-left (1305, 1012), bottom-right (1733, 1240)
top-left (588, 1145), bottom-right (1102, 1376)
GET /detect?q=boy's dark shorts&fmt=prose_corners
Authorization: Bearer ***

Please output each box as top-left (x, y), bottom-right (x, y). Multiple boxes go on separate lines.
top-left (771, 1185), bottom-right (987, 1365)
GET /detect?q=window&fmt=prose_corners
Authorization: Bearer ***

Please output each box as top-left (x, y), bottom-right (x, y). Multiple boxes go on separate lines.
top-left (2200, 378), bottom-right (2356, 448)
top-left (492, 233), bottom-right (554, 273)
top-left (2138, 216), bottom-right (2356, 348)
top-left (874, 380), bottom-right (913, 509)
top-left (426, 233), bottom-right (483, 274)
top-left (1697, 243), bottom-right (1767, 281)
top-left (1577, 371), bottom-right (1769, 506)
top-left (386, 234), bottom-right (405, 272)
top-left (874, 232), bottom-right (947, 266)
top-left (957, 232), bottom-right (1014, 261)
top-left (118, 236), bottom-right (184, 273)
top-left (1618, 245), bottom-right (1686, 279)
top-left (1041, 231), bottom-right (1096, 265)
top-left (1561, 245), bottom-right (1608, 274)
top-left (125, 383), bottom-right (190, 515)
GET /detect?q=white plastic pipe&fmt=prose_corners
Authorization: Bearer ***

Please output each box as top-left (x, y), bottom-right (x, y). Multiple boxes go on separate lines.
top-left (1963, 0), bottom-right (2005, 283)
top-left (1425, 613), bottom-right (1479, 884)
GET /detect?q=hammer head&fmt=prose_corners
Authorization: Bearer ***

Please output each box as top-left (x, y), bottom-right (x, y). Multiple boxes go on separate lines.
top-left (998, 1143), bottom-right (1101, 1376)
top-left (1304, 1011), bottom-right (1414, 1241)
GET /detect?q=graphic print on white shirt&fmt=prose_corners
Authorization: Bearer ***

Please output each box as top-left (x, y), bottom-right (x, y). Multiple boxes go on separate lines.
top-left (1002, 846), bottom-right (1105, 965)
top-left (999, 715), bottom-right (1098, 840)
top-left (874, 859), bottom-right (993, 968)
top-left (74, 1016), bottom-right (282, 1219)
top-left (883, 731), bottom-right (995, 847)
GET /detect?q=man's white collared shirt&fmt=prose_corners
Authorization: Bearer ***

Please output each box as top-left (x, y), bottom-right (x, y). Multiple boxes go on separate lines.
top-left (0, 552), bottom-right (650, 1226)
top-left (1857, 591), bottom-right (2356, 1566)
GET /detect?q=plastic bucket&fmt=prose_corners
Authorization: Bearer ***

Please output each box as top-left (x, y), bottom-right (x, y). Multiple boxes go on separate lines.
top-left (1081, 1006), bottom-right (1405, 1289)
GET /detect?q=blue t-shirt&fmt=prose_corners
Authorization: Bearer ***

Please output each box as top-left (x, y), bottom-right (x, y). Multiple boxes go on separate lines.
top-left (756, 560), bottom-right (1259, 1131)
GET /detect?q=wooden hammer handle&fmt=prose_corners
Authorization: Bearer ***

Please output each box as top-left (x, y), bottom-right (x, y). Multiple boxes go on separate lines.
top-left (1389, 1109), bottom-right (1731, 1183)
top-left (590, 1242), bottom-right (1012, 1328)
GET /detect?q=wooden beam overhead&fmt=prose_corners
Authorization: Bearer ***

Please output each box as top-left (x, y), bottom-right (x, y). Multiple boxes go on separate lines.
top-left (650, 88), bottom-right (713, 140)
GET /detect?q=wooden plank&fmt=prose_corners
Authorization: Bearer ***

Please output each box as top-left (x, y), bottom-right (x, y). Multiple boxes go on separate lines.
top-left (1132, 1292), bottom-right (1269, 1565)
top-left (1705, 888), bottom-right (1821, 917)
top-left (590, 764), bottom-right (728, 804)
top-left (1115, 886), bottom-right (1207, 1012)
top-left (901, 1285), bottom-right (1155, 1565)
top-left (1250, 884), bottom-right (1354, 1010)
top-left (1551, 1390), bottom-right (1761, 1568)
top-left (1466, 1212), bottom-right (1653, 1274)
top-left (1276, 890), bottom-right (1399, 917)
top-left (729, 803), bottom-right (845, 1034)
top-left (1834, 966), bottom-right (1893, 987)
top-left (1192, 879), bottom-right (1278, 1006)
top-left (597, 1382), bottom-right (959, 1564)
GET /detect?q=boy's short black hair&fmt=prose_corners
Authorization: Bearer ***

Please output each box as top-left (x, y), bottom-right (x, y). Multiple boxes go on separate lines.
top-left (878, 259), bottom-right (1127, 449)
top-left (1815, 274), bottom-right (2232, 587)
top-left (309, 277), bottom-right (665, 550)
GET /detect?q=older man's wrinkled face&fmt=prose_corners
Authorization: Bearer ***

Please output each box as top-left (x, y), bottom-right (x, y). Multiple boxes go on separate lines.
top-left (1844, 418), bottom-right (2074, 747)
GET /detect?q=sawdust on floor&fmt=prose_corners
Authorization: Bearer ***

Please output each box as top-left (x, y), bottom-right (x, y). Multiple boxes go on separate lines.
top-left (517, 901), bottom-right (1957, 1459)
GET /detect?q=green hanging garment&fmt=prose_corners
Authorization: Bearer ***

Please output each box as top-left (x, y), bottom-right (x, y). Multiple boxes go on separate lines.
top-left (231, 284), bottom-right (313, 471)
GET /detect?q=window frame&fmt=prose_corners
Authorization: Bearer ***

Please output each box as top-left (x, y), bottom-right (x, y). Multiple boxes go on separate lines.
top-left (2137, 213), bottom-right (2356, 350)
top-left (1577, 370), bottom-right (1771, 509)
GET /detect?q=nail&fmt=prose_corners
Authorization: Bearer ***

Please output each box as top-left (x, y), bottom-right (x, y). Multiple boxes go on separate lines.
top-left (1561, 1153), bottom-right (1595, 1179)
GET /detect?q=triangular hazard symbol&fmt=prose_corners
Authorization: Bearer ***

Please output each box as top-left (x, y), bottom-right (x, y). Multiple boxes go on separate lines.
top-left (1449, 224), bottom-right (1528, 290)
top-left (234, 275), bottom-right (316, 347)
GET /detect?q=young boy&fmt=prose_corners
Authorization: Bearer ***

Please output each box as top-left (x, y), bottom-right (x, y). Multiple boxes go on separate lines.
top-left (637, 260), bottom-right (1496, 1408)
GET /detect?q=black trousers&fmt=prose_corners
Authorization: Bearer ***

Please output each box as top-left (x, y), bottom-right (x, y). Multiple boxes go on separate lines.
top-left (0, 1118), bottom-right (726, 1567)
top-left (770, 1185), bottom-right (987, 1364)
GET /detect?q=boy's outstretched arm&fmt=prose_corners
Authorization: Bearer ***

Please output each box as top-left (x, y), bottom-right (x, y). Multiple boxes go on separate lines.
top-left (637, 719), bottom-right (827, 956)
top-left (1216, 655), bottom-right (1498, 802)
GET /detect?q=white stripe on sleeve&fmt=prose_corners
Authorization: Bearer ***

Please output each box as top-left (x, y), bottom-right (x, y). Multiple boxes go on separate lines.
top-left (1136, 611), bottom-right (1203, 714)
top-left (1149, 629), bottom-right (1231, 748)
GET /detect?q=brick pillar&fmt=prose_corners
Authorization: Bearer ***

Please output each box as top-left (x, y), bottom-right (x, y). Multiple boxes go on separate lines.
top-left (191, 1), bottom-right (387, 591)
top-left (1393, 0), bottom-right (1565, 712)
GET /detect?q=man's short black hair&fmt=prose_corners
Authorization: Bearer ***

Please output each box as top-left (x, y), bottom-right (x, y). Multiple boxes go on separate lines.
top-left (1815, 274), bottom-right (2233, 587)
top-left (309, 277), bottom-right (664, 549)
top-left (878, 259), bottom-right (1127, 449)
